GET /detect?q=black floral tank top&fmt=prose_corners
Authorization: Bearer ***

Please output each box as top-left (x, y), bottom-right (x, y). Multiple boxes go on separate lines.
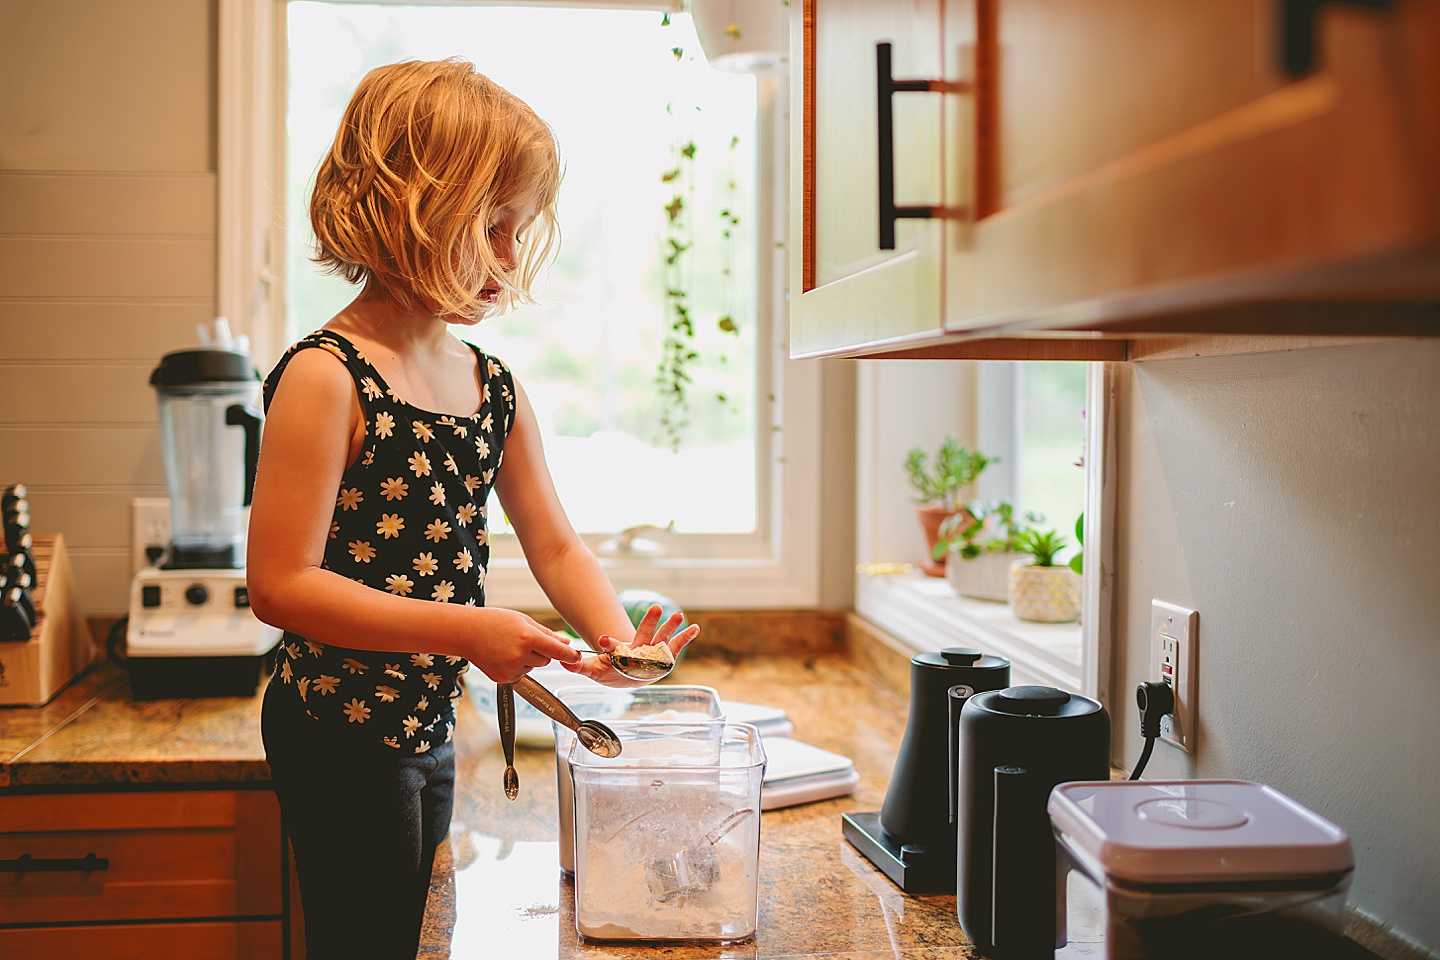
top-left (261, 330), bottom-right (516, 752)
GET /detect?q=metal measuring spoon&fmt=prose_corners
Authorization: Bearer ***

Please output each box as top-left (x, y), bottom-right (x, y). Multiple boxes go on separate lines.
top-left (573, 643), bottom-right (676, 682)
top-left (497, 682), bottom-right (519, 800)
top-left (512, 674), bottom-right (623, 758)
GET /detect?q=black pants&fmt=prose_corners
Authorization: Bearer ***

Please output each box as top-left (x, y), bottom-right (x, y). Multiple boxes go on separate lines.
top-left (262, 679), bottom-right (455, 960)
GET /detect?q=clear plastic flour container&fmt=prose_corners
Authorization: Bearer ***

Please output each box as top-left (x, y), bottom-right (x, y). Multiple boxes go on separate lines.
top-left (552, 684), bottom-right (724, 874)
top-left (1048, 780), bottom-right (1354, 960)
top-left (569, 722), bottom-right (765, 943)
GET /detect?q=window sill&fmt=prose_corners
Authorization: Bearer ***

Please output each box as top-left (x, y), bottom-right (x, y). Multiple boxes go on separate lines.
top-left (854, 570), bottom-right (1084, 692)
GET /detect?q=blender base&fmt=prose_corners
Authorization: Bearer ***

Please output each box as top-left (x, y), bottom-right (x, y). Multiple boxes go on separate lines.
top-left (841, 811), bottom-right (956, 894)
top-left (123, 651), bottom-right (274, 700)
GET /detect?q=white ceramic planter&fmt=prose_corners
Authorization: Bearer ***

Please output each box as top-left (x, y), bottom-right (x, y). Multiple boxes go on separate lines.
top-left (946, 551), bottom-right (1025, 602)
top-left (1008, 564), bottom-right (1081, 623)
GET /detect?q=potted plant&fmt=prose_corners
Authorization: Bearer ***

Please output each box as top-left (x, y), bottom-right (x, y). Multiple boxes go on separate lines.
top-left (1008, 526), bottom-right (1081, 623)
top-left (935, 500), bottom-right (1031, 602)
top-left (904, 437), bottom-right (995, 576)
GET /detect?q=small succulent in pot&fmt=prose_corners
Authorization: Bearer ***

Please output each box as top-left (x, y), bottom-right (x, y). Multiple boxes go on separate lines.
top-left (1008, 525), bottom-right (1081, 623)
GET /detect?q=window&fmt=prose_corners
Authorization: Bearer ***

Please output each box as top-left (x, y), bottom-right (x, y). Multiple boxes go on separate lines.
top-left (220, 0), bottom-right (822, 608)
top-left (854, 360), bottom-right (1104, 698)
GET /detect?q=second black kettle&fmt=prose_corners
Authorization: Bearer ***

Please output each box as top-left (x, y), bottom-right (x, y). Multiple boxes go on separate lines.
top-left (956, 685), bottom-right (1110, 959)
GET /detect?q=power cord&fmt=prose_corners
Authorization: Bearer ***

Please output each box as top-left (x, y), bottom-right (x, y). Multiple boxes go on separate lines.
top-left (1129, 680), bottom-right (1175, 781)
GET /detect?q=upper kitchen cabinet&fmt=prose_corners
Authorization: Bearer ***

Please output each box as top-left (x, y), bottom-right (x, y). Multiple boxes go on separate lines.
top-left (790, 0), bottom-right (952, 358)
top-left (791, 0), bottom-right (1440, 360)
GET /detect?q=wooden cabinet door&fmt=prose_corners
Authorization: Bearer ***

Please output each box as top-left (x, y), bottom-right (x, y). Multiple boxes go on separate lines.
top-left (792, 0), bottom-right (949, 357)
top-left (0, 790), bottom-right (283, 926)
top-left (958, 0), bottom-right (1440, 330)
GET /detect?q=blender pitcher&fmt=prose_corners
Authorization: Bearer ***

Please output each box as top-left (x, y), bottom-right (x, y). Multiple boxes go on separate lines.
top-left (150, 342), bottom-right (262, 569)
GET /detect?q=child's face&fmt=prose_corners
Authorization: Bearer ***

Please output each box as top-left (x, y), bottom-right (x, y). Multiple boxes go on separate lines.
top-left (444, 199), bottom-right (539, 326)
top-left (452, 200), bottom-right (539, 325)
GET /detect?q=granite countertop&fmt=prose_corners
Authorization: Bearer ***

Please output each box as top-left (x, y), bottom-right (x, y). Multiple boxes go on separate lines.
top-left (0, 616), bottom-right (975, 959)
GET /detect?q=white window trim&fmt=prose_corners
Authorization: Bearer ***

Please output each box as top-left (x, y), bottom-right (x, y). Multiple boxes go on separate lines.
top-left (218, 0), bottom-right (824, 610)
top-left (852, 361), bottom-right (1111, 702)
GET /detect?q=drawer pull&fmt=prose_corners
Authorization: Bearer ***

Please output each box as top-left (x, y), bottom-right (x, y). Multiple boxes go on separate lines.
top-left (0, 852), bottom-right (110, 874)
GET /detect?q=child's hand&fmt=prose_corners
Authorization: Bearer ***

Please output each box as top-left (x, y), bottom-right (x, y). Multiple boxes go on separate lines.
top-left (559, 604), bottom-right (700, 688)
top-left (470, 608), bottom-right (581, 684)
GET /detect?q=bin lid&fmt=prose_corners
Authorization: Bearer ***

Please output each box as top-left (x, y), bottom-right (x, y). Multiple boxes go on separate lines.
top-left (1048, 780), bottom-right (1353, 886)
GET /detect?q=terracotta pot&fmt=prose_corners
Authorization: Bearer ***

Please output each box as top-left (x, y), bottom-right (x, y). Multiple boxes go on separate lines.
top-left (1008, 564), bottom-right (1081, 623)
top-left (947, 551), bottom-right (1026, 602)
top-left (916, 505), bottom-right (971, 577)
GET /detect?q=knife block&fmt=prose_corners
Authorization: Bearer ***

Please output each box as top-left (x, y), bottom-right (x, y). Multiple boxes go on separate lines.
top-left (0, 534), bottom-right (96, 706)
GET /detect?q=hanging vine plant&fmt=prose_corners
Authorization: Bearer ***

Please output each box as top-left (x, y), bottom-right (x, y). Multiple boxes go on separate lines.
top-left (658, 134), bottom-right (698, 451)
top-left (655, 13), bottom-right (745, 452)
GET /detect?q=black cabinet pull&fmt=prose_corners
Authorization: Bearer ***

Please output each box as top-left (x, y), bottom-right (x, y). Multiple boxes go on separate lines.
top-left (0, 852), bottom-right (110, 874)
top-left (1278, 0), bottom-right (1394, 76)
top-left (876, 43), bottom-right (965, 250)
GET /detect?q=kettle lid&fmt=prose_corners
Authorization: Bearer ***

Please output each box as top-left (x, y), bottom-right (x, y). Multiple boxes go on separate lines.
top-left (913, 647), bottom-right (1010, 673)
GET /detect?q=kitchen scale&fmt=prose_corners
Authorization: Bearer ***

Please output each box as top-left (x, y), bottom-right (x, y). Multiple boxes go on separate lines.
top-left (119, 319), bottom-right (280, 699)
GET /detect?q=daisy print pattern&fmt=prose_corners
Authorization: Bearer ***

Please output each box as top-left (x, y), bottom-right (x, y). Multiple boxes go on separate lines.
top-left (259, 330), bottom-right (517, 753)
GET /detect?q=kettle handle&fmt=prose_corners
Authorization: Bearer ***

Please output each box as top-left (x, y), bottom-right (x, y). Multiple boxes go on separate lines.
top-left (225, 404), bottom-right (263, 507)
top-left (991, 764), bottom-right (1055, 958)
top-left (947, 685), bottom-right (972, 825)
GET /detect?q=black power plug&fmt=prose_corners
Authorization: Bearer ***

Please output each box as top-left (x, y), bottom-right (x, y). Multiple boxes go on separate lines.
top-left (1129, 680), bottom-right (1176, 780)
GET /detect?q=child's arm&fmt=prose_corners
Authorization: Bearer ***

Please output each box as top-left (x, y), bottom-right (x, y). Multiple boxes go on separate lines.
top-left (245, 347), bottom-right (579, 683)
top-left (492, 378), bottom-right (699, 686)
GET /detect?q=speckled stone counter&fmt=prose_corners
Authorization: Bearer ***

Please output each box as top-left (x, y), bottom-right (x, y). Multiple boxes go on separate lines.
top-left (0, 662), bottom-right (270, 789)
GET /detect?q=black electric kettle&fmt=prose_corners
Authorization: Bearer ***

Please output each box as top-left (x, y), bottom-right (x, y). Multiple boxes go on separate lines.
top-left (841, 647), bottom-right (1010, 892)
top-left (956, 685), bottom-right (1110, 959)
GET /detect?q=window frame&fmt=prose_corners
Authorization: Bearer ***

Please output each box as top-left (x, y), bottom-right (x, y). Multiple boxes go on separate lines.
top-left (218, 0), bottom-right (824, 609)
top-left (852, 359), bottom-right (1109, 701)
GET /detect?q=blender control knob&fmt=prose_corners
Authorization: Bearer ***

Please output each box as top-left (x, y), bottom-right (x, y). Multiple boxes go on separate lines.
top-left (185, 583), bottom-right (209, 606)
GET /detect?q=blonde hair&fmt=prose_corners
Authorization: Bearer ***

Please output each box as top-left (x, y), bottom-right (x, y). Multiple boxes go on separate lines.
top-left (310, 58), bottom-right (561, 317)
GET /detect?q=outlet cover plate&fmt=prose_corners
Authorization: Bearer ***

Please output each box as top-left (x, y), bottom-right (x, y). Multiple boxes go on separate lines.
top-left (131, 498), bottom-right (170, 575)
top-left (1150, 600), bottom-right (1198, 754)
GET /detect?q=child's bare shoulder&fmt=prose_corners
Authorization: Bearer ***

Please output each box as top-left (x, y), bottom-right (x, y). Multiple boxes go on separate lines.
top-left (270, 339), bottom-right (356, 407)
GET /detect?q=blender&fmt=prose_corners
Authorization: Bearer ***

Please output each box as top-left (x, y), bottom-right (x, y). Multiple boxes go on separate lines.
top-left (118, 319), bottom-right (280, 698)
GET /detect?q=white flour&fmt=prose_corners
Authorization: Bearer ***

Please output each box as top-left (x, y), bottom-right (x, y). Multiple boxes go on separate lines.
top-left (576, 834), bottom-right (756, 940)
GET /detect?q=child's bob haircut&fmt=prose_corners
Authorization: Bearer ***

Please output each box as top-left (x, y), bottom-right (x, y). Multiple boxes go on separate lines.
top-left (310, 58), bottom-right (561, 318)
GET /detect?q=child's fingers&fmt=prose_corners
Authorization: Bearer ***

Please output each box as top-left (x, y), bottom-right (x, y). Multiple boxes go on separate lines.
top-left (668, 623), bottom-right (700, 656)
top-left (650, 610), bottom-right (686, 646)
top-left (632, 603), bottom-right (664, 643)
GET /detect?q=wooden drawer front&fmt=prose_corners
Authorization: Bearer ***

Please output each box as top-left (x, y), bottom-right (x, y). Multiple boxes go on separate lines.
top-left (0, 790), bottom-right (281, 925)
top-left (0, 919), bottom-right (283, 959)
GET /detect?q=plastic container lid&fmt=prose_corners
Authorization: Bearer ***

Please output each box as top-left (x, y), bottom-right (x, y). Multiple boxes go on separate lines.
top-left (1048, 780), bottom-right (1354, 886)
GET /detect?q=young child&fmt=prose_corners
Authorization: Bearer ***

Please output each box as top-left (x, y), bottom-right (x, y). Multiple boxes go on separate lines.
top-left (246, 58), bottom-right (699, 960)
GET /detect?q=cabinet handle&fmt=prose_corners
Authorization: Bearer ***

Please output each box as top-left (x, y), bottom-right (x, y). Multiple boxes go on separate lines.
top-left (0, 852), bottom-right (110, 874)
top-left (876, 42), bottom-right (958, 250)
top-left (1278, 0), bottom-right (1394, 76)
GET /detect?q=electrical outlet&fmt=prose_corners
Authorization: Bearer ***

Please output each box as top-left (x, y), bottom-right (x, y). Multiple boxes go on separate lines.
top-left (131, 498), bottom-right (170, 574)
top-left (1150, 600), bottom-right (1198, 753)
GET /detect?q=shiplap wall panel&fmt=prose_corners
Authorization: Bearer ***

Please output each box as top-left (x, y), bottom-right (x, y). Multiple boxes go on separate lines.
top-left (0, 427), bottom-right (164, 488)
top-left (68, 553), bottom-right (135, 613)
top-left (21, 489), bottom-right (158, 551)
top-left (0, 363), bottom-right (157, 423)
top-left (0, 237), bottom-right (215, 299)
top-left (0, 301), bottom-right (213, 361)
top-left (0, 1), bottom-right (213, 173)
top-left (0, 173), bottom-right (216, 235)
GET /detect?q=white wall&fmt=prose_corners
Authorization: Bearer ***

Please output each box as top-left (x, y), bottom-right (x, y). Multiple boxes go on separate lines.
top-left (1110, 339), bottom-right (1440, 955)
top-left (0, 0), bottom-right (218, 612)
